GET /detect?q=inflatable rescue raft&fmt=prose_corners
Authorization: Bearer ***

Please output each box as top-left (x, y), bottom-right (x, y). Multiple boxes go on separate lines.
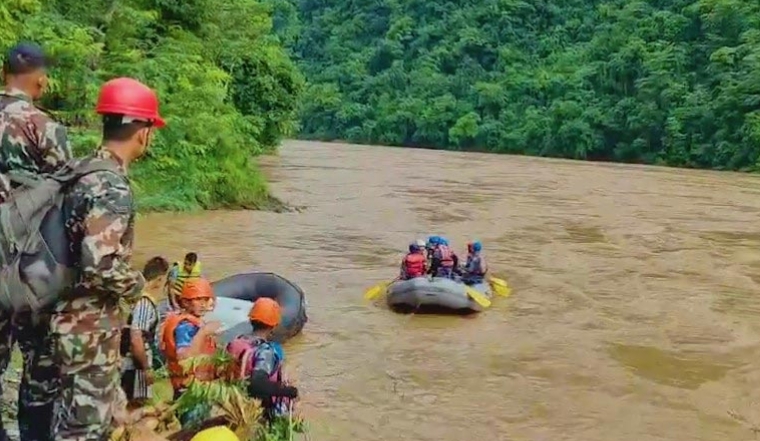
top-left (207, 272), bottom-right (308, 343)
top-left (386, 277), bottom-right (491, 313)
top-left (158, 272), bottom-right (308, 345)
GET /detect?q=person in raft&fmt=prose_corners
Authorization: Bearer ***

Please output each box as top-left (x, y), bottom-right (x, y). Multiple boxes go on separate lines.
top-left (227, 298), bottom-right (299, 422)
top-left (429, 236), bottom-right (458, 279)
top-left (400, 242), bottom-right (427, 280)
top-left (120, 256), bottom-right (170, 408)
top-left (160, 278), bottom-right (220, 427)
top-left (462, 241), bottom-right (488, 285)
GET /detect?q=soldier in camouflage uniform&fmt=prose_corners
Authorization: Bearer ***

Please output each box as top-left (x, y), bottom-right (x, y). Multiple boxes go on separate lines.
top-left (51, 77), bottom-right (165, 441)
top-left (0, 42), bottom-right (72, 441)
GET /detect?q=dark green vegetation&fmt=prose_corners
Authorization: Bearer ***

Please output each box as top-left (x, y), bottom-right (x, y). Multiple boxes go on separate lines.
top-left (284, 0), bottom-right (760, 170)
top-left (1, 0), bottom-right (303, 210)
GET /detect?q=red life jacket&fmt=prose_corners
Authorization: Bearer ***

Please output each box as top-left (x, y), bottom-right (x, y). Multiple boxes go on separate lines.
top-left (437, 245), bottom-right (454, 268)
top-left (403, 252), bottom-right (426, 277)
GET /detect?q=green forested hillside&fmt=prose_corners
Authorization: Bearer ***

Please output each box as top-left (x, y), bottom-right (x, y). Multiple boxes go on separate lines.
top-left (1, 0), bottom-right (303, 210)
top-left (285, 0), bottom-right (760, 170)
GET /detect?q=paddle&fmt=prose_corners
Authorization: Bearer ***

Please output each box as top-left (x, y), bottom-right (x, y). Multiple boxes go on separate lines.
top-left (364, 280), bottom-right (392, 300)
top-left (488, 277), bottom-right (512, 297)
top-left (464, 286), bottom-right (492, 308)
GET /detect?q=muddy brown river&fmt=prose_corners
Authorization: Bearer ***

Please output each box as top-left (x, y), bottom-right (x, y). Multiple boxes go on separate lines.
top-left (135, 140), bottom-right (760, 441)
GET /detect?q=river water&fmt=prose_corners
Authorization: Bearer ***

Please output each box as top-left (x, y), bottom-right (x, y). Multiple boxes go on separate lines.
top-left (135, 140), bottom-right (760, 441)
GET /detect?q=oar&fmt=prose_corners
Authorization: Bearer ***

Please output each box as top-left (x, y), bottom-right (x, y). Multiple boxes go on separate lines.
top-left (464, 286), bottom-right (492, 308)
top-left (488, 277), bottom-right (512, 297)
top-left (364, 281), bottom-right (392, 300)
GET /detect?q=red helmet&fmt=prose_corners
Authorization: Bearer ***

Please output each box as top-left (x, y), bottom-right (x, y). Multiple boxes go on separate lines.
top-left (95, 77), bottom-right (165, 127)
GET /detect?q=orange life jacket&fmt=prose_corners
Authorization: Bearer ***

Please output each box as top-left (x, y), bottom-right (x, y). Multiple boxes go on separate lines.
top-left (403, 252), bottom-right (426, 277)
top-left (161, 313), bottom-right (217, 390)
top-left (437, 245), bottom-right (455, 268)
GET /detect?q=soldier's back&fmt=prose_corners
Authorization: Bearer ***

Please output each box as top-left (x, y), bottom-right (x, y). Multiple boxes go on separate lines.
top-left (0, 89), bottom-right (71, 179)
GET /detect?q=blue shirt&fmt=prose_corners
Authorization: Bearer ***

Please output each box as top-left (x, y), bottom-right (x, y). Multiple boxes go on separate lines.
top-left (174, 320), bottom-right (200, 349)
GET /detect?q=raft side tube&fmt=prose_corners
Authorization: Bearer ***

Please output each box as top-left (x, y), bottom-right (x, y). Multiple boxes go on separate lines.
top-left (386, 277), bottom-right (491, 313)
top-left (210, 272), bottom-right (308, 342)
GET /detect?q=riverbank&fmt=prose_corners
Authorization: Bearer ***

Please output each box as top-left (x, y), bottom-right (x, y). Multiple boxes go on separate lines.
top-left (3, 0), bottom-right (303, 214)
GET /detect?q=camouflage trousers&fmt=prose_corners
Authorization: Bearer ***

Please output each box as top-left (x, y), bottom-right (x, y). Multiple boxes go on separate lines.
top-left (51, 298), bottom-right (123, 441)
top-left (0, 311), bottom-right (60, 441)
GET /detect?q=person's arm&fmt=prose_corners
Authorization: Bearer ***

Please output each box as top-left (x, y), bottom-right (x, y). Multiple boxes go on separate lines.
top-left (29, 113), bottom-right (73, 173)
top-left (175, 321), bottom-right (220, 359)
top-left (76, 172), bottom-right (145, 302)
top-left (129, 298), bottom-right (156, 370)
top-left (247, 346), bottom-right (298, 399)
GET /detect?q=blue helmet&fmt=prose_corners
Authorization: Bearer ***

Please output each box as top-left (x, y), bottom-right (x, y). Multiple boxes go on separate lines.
top-left (409, 243), bottom-right (420, 253)
top-left (472, 241), bottom-right (482, 252)
top-left (427, 236), bottom-right (440, 246)
top-left (439, 237), bottom-right (449, 246)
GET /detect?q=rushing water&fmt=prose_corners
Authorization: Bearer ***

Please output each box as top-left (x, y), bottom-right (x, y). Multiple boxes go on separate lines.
top-left (135, 140), bottom-right (760, 441)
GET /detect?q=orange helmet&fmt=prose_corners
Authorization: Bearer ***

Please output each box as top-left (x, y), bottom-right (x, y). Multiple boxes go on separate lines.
top-left (180, 278), bottom-right (214, 300)
top-left (248, 298), bottom-right (281, 328)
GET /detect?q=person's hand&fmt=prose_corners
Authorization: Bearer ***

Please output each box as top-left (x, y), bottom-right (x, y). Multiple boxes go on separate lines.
top-left (146, 370), bottom-right (155, 385)
top-left (201, 320), bottom-right (222, 335)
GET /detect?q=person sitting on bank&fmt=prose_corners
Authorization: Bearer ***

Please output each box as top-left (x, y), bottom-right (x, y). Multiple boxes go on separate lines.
top-left (226, 298), bottom-right (299, 422)
top-left (400, 242), bottom-right (427, 280)
top-left (462, 241), bottom-right (488, 284)
top-left (120, 256), bottom-right (170, 408)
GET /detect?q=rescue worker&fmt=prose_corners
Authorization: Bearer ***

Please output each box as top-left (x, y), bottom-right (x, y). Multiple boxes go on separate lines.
top-left (120, 256), bottom-right (170, 408)
top-left (50, 77), bottom-right (165, 440)
top-left (168, 252), bottom-right (202, 307)
top-left (462, 241), bottom-right (488, 284)
top-left (160, 278), bottom-right (219, 428)
top-left (226, 298), bottom-right (298, 422)
top-left (400, 243), bottom-right (427, 280)
top-left (429, 237), bottom-right (457, 279)
top-left (0, 41), bottom-right (71, 441)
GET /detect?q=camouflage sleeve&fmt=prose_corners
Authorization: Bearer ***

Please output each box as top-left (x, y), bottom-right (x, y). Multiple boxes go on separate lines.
top-left (26, 111), bottom-right (72, 171)
top-left (78, 171), bottom-right (145, 301)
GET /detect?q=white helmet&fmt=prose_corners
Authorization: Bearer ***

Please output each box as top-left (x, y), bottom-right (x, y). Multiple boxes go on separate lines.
top-left (415, 239), bottom-right (426, 248)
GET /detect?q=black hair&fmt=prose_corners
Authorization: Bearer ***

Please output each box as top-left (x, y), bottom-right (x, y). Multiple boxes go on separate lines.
top-left (184, 252), bottom-right (198, 265)
top-left (2, 49), bottom-right (46, 76)
top-left (142, 256), bottom-right (170, 281)
top-left (102, 115), bottom-right (152, 142)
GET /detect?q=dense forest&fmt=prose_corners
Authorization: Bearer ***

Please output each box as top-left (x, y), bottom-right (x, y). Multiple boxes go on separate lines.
top-left (283, 0), bottom-right (760, 170)
top-left (0, 0), bottom-right (303, 210)
top-left (3, 0), bottom-right (760, 214)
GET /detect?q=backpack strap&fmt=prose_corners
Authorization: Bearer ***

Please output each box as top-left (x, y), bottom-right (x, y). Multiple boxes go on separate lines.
top-left (3, 159), bottom-right (123, 189)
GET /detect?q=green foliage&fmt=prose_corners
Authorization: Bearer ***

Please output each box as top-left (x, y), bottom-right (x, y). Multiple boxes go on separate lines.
top-left (1, 0), bottom-right (303, 211)
top-left (283, 0), bottom-right (760, 170)
top-left (177, 351), bottom-right (305, 441)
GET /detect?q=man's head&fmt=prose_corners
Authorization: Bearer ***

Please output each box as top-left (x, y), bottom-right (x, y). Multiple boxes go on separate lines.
top-left (2, 42), bottom-right (49, 100)
top-left (248, 297), bottom-right (281, 338)
top-left (183, 252), bottom-right (198, 273)
top-left (96, 77), bottom-right (165, 163)
top-left (142, 256), bottom-right (170, 295)
top-left (179, 278), bottom-right (214, 317)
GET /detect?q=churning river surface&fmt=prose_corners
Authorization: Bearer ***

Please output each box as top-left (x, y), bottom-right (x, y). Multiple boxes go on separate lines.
top-left (135, 140), bottom-right (760, 441)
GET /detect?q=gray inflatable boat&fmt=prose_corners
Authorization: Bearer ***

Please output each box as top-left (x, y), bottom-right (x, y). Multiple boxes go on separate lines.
top-left (157, 272), bottom-right (307, 346)
top-left (386, 277), bottom-right (491, 313)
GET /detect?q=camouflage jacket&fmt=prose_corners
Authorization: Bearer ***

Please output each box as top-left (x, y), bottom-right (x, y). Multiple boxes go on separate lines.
top-left (0, 87), bottom-right (72, 202)
top-left (63, 148), bottom-right (145, 304)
